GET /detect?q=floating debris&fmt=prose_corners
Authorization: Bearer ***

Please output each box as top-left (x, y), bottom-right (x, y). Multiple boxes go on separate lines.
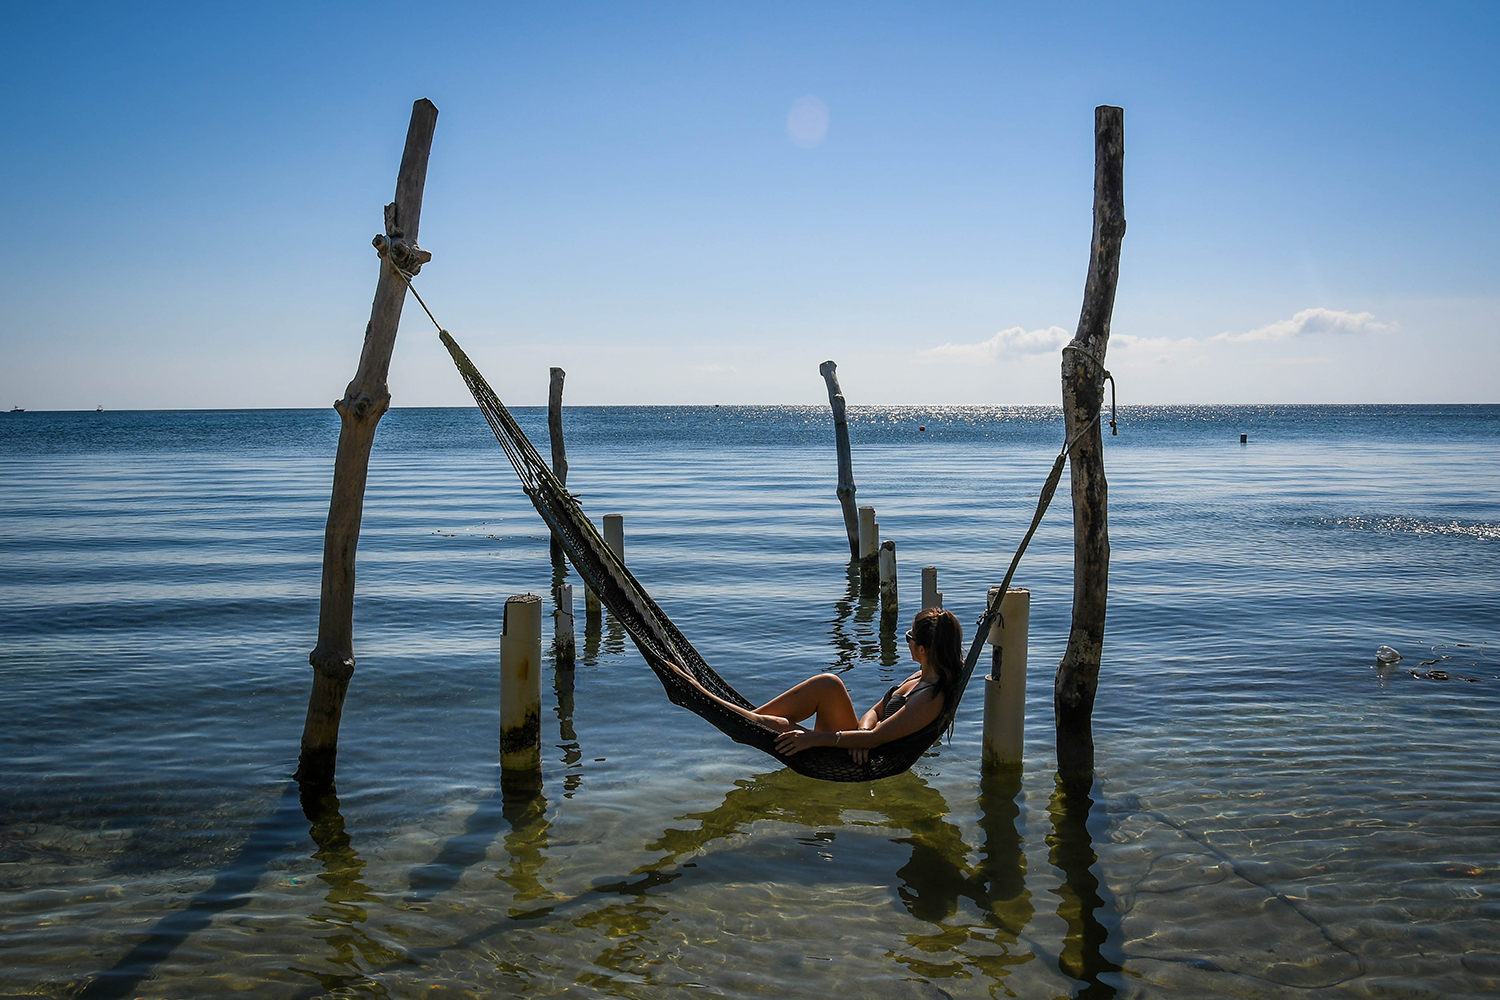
top-left (1376, 645), bottom-right (1402, 663)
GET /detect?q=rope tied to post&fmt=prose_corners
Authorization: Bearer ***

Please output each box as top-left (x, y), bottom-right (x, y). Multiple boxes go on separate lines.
top-left (1062, 343), bottom-right (1118, 436)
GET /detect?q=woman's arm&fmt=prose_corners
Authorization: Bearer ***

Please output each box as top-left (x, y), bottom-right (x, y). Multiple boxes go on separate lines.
top-left (775, 688), bottom-right (941, 759)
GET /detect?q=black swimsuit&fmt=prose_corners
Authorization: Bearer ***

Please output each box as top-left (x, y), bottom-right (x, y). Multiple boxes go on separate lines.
top-left (878, 679), bottom-right (936, 719)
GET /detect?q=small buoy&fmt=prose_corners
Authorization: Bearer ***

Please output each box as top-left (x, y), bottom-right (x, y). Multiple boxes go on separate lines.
top-left (918, 425), bottom-right (926, 432)
top-left (1376, 645), bottom-right (1402, 663)
top-left (1240, 433), bottom-right (1248, 443)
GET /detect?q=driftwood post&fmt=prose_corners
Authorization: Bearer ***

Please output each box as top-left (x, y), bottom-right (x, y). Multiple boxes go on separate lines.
top-left (819, 361), bottom-right (860, 560)
top-left (297, 99), bottom-right (439, 786)
top-left (547, 367), bottom-right (569, 566)
top-left (1055, 105), bottom-right (1124, 778)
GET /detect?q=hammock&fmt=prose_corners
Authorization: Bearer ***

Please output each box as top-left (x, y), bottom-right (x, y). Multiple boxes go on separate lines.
top-left (440, 329), bottom-right (1072, 782)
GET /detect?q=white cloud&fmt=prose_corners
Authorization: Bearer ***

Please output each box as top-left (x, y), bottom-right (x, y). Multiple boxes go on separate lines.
top-left (1215, 307), bottom-right (1392, 343)
top-left (1113, 334), bottom-right (1202, 363)
top-left (921, 325), bottom-right (1070, 363)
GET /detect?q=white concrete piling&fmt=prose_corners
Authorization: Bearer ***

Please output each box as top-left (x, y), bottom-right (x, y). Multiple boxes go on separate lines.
top-left (501, 594), bottom-right (544, 783)
top-left (555, 583), bottom-right (576, 667)
top-left (921, 566), bottom-right (943, 610)
top-left (878, 539), bottom-right (898, 607)
top-left (604, 513), bottom-right (624, 562)
top-left (857, 506), bottom-right (877, 561)
top-left (982, 586), bottom-right (1030, 768)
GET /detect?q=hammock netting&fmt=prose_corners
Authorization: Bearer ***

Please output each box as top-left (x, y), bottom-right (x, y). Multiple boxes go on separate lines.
top-left (440, 330), bottom-right (1066, 781)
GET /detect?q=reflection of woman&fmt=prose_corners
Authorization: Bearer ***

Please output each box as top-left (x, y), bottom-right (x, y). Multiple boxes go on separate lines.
top-left (667, 608), bottom-right (964, 764)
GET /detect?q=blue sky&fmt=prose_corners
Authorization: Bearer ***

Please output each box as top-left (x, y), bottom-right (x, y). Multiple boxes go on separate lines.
top-left (2, 2), bottom-right (1496, 407)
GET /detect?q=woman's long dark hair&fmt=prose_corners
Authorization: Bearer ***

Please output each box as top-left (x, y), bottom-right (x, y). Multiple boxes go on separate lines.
top-left (910, 607), bottom-right (964, 732)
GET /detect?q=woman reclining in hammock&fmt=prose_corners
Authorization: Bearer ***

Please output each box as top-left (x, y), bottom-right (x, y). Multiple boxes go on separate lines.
top-left (667, 607), bottom-right (964, 763)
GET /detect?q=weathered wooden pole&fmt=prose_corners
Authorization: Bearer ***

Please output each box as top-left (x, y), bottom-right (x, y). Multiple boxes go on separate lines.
top-left (297, 99), bottom-right (438, 786)
top-left (547, 367), bottom-right (569, 566)
top-left (819, 361), bottom-right (860, 560)
top-left (1055, 105), bottom-right (1124, 778)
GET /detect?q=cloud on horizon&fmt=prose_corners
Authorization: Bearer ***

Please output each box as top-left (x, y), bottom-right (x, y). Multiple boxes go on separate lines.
top-left (921, 325), bottom-right (1070, 363)
top-left (1215, 307), bottom-right (1392, 343)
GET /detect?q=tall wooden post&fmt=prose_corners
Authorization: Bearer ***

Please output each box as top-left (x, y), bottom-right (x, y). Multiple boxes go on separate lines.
top-left (1055, 105), bottom-right (1124, 778)
top-left (819, 361), bottom-right (860, 560)
top-left (297, 99), bottom-right (439, 785)
top-left (547, 367), bottom-right (569, 566)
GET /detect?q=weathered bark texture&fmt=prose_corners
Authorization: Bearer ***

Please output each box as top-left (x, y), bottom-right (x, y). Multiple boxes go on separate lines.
top-left (548, 367), bottom-right (569, 565)
top-left (298, 99), bottom-right (439, 786)
top-left (1054, 105), bottom-right (1124, 777)
top-left (819, 361), bottom-right (860, 560)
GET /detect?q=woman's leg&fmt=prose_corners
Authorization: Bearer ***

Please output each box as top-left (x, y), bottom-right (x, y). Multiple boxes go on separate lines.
top-left (756, 674), bottom-right (860, 732)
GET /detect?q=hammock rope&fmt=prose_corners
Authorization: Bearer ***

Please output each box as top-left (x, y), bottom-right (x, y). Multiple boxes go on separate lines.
top-left (391, 263), bottom-right (1104, 781)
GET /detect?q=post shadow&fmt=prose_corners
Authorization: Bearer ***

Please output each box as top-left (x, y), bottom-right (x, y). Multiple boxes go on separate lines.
top-left (76, 782), bottom-right (306, 1000)
top-left (405, 768), bottom-right (513, 904)
top-left (1047, 773), bottom-right (1124, 998)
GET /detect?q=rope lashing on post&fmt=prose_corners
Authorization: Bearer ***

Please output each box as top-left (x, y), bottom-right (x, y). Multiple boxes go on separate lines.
top-left (1062, 343), bottom-right (1118, 436)
top-left (388, 259), bottom-right (1120, 779)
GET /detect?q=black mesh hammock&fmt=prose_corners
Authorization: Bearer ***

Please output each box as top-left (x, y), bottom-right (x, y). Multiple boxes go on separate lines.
top-left (440, 329), bottom-right (1076, 782)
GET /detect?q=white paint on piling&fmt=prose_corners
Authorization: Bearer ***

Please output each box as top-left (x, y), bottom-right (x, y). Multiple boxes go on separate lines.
top-left (501, 593), bottom-right (544, 777)
top-left (921, 566), bottom-right (942, 610)
top-left (982, 586), bottom-right (1030, 768)
top-left (878, 539), bottom-right (897, 607)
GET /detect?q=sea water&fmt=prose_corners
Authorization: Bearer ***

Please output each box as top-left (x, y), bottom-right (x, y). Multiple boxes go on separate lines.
top-left (1, 404), bottom-right (1497, 998)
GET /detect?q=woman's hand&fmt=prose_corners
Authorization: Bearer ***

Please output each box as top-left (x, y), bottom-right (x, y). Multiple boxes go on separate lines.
top-left (774, 728), bottom-right (819, 756)
top-left (850, 746), bottom-right (869, 765)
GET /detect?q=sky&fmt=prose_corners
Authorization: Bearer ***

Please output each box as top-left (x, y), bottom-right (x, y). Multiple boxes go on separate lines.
top-left (2, 2), bottom-right (1497, 408)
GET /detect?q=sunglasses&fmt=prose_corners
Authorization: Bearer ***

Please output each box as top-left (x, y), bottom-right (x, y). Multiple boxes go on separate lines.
top-left (905, 630), bottom-right (916, 644)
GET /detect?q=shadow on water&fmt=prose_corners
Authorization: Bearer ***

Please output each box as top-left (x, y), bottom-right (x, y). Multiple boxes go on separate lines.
top-left (1047, 774), bottom-right (1125, 999)
top-left (75, 782), bottom-right (306, 1000)
top-left (405, 768), bottom-right (510, 904)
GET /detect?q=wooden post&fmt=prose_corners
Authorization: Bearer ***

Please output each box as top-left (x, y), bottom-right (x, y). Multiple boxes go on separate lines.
top-left (819, 361), bottom-right (860, 560)
top-left (548, 367), bottom-right (568, 566)
top-left (878, 539), bottom-right (897, 609)
top-left (297, 99), bottom-right (438, 786)
top-left (1055, 105), bottom-right (1124, 777)
top-left (857, 506), bottom-right (878, 593)
top-left (921, 565), bottom-right (942, 610)
top-left (984, 586), bottom-right (1030, 768)
top-left (501, 594), bottom-right (544, 794)
top-left (554, 582), bottom-right (576, 668)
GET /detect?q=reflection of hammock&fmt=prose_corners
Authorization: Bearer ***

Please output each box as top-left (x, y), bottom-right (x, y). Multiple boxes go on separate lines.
top-left (441, 330), bottom-right (1069, 782)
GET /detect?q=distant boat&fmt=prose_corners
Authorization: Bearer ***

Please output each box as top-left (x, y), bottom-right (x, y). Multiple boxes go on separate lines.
top-left (96, 405), bottom-right (104, 412)
top-left (8, 406), bottom-right (23, 413)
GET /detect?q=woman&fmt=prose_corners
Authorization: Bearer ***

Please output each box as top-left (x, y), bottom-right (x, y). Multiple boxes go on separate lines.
top-left (666, 607), bottom-right (965, 763)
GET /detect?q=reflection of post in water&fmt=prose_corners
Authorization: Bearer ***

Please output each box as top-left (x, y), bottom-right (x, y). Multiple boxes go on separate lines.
top-left (299, 784), bottom-right (410, 989)
top-left (582, 598), bottom-right (602, 666)
top-left (977, 767), bottom-right (1033, 934)
top-left (1047, 775), bottom-right (1123, 998)
top-left (553, 647), bottom-right (583, 796)
top-left (825, 562), bottom-right (865, 670)
top-left (602, 606), bottom-right (626, 658)
top-left (878, 601), bottom-right (900, 667)
top-left (499, 787), bottom-right (554, 919)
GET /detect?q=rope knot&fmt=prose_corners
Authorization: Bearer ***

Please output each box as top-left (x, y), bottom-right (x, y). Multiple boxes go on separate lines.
top-left (372, 232), bottom-right (432, 275)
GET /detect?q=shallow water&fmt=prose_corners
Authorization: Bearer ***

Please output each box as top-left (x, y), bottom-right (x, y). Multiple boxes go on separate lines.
top-left (1, 404), bottom-right (1498, 998)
